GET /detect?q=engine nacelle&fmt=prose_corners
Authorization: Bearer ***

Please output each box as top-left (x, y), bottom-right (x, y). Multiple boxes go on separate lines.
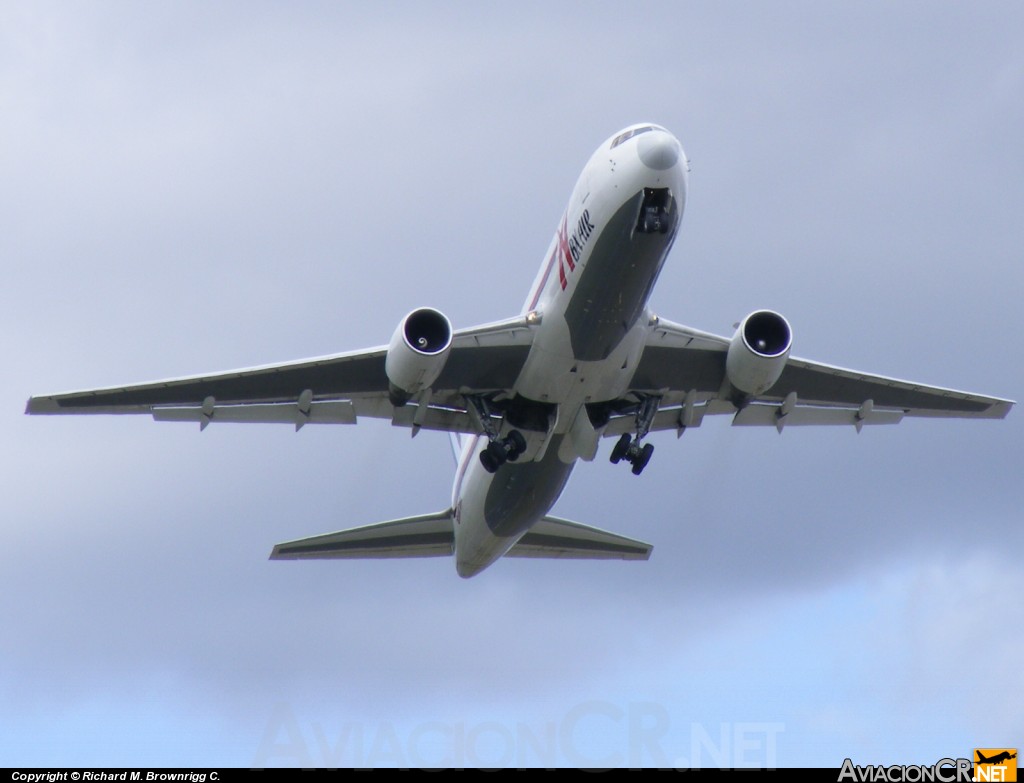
top-left (725, 310), bottom-right (792, 395)
top-left (385, 307), bottom-right (453, 406)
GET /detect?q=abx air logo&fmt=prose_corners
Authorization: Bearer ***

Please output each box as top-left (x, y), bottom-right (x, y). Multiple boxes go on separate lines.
top-left (974, 749), bottom-right (1017, 782)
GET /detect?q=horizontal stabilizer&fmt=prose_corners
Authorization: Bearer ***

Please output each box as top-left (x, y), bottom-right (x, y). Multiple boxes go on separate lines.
top-left (270, 510), bottom-right (454, 560)
top-left (506, 516), bottom-right (652, 560)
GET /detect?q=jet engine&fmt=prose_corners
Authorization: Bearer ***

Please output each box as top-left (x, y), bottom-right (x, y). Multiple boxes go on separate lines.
top-left (725, 310), bottom-right (792, 395)
top-left (385, 307), bottom-right (453, 406)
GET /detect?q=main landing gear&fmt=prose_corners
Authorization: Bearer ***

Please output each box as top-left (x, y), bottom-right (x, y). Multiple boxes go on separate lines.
top-left (479, 430), bottom-right (526, 474)
top-left (609, 395), bottom-right (659, 476)
top-left (468, 395), bottom-right (527, 474)
top-left (610, 433), bottom-right (654, 475)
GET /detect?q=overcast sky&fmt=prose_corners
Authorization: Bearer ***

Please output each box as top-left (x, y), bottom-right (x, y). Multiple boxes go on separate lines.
top-left (2, 1), bottom-right (1022, 768)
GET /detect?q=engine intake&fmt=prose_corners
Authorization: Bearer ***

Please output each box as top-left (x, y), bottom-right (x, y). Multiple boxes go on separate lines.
top-left (726, 310), bottom-right (792, 395)
top-left (385, 307), bottom-right (453, 406)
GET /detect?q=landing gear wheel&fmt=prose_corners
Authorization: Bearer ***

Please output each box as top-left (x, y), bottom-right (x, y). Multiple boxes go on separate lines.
top-left (506, 430), bottom-right (527, 462)
top-left (610, 433), bottom-right (632, 464)
top-left (479, 448), bottom-right (500, 474)
top-left (480, 440), bottom-right (509, 473)
top-left (630, 442), bottom-right (654, 476)
top-left (486, 439), bottom-right (509, 466)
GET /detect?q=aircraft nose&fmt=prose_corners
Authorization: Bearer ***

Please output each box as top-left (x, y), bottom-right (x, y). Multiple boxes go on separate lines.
top-left (637, 131), bottom-right (681, 170)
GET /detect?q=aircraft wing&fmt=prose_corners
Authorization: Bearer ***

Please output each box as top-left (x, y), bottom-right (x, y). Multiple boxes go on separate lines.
top-left (609, 318), bottom-right (1013, 435)
top-left (25, 315), bottom-right (536, 434)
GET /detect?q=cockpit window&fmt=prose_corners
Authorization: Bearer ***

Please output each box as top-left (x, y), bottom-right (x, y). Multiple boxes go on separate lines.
top-left (610, 125), bottom-right (656, 149)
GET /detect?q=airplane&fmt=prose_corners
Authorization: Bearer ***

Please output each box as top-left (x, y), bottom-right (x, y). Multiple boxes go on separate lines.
top-left (976, 751), bottom-right (1017, 765)
top-left (26, 123), bottom-right (1014, 578)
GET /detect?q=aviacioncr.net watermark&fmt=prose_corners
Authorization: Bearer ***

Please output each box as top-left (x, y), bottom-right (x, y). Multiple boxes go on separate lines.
top-left (252, 700), bottom-right (784, 768)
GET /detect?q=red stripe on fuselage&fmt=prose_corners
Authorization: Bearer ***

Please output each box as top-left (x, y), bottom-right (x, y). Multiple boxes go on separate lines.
top-left (557, 215), bottom-right (575, 273)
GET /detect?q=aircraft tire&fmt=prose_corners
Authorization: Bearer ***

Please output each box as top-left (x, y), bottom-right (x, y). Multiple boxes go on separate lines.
top-left (610, 433), bottom-right (631, 464)
top-left (506, 430), bottom-right (527, 461)
top-left (479, 449), bottom-right (500, 473)
top-left (631, 443), bottom-right (654, 475)
top-left (485, 440), bottom-right (508, 468)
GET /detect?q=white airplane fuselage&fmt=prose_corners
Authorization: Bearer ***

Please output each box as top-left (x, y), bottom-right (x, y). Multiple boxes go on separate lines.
top-left (451, 124), bottom-right (688, 576)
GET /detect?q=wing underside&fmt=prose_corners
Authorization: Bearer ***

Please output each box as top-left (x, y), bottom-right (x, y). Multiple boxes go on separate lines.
top-left (26, 315), bottom-right (537, 434)
top-left (604, 319), bottom-right (1012, 437)
top-left (26, 314), bottom-right (1012, 440)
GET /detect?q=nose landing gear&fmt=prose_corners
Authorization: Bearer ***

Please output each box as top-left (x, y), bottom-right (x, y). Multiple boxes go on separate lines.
top-left (636, 188), bottom-right (673, 235)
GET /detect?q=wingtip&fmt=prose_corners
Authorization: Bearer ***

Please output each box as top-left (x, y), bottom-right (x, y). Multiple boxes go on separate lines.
top-left (990, 399), bottom-right (1015, 419)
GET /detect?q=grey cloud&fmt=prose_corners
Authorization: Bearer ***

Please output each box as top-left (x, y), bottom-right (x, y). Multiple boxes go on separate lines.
top-left (3, 0), bottom-right (1022, 766)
